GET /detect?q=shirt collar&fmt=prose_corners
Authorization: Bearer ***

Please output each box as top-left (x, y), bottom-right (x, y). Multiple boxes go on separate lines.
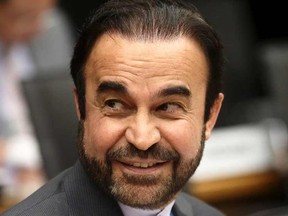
top-left (118, 200), bottom-right (176, 216)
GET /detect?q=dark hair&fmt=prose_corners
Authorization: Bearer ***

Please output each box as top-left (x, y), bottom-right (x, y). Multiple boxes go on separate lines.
top-left (70, 0), bottom-right (224, 122)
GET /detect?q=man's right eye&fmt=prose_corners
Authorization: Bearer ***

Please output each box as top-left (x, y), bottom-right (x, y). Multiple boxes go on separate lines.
top-left (104, 99), bottom-right (124, 111)
top-left (102, 99), bottom-right (133, 117)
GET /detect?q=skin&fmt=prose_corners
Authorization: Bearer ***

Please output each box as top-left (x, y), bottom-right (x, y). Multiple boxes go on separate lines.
top-left (74, 33), bottom-right (223, 209)
top-left (0, 0), bottom-right (55, 44)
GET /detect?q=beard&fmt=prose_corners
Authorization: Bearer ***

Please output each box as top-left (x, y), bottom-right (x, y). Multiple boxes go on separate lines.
top-left (77, 121), bottom-right (205, 209)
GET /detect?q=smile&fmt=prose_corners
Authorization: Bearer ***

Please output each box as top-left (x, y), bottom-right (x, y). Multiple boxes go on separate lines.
top-left (116, 159), bottom-right (167, 170)
top-left (129, 162), bottom-right (157, 168)
top-left (112, 159), bottom-right (172, 177)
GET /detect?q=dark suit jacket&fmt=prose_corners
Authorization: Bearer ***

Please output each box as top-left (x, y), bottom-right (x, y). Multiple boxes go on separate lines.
top-left (2, 161), bottom-right (225, 216)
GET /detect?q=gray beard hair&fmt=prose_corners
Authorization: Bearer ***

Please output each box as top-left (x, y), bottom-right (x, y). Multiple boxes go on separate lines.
top-left (77, 120), bottom-right (206, 209)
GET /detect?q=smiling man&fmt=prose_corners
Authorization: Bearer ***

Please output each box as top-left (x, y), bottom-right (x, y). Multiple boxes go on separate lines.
top-left (2, 0), bottom-right (225, 215)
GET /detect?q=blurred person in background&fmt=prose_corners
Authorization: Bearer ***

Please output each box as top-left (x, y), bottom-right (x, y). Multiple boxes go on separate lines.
top-left (0, 0), bottom-right (74, 206)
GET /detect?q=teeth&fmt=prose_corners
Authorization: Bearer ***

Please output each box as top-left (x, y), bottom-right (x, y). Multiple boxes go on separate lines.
top-left (132, 162), bottom-right (155, 168)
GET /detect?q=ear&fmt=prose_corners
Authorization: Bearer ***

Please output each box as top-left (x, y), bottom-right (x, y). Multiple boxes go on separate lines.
top-left (73, 88), bottom-right (81, 120)
top-left (205, 93), bottom-right (224, 140)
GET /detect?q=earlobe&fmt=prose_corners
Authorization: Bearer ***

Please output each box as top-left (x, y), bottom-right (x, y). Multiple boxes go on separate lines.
top-left (73, 88), bottom-right (81, 120)
top-left (205, 93), bottom-right (224, 140)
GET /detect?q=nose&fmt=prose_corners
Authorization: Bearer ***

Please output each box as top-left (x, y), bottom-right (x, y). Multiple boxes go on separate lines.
top-left (125, 111), bottom-right (161, 151)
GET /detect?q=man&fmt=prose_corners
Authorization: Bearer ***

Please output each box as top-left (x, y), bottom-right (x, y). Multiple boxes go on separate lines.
top-left (0, 0), bottom-right (73, 204)
top-left (0, 0), bottom-right (73, 72)
top-left (2, 0), bottom-right (225, 215)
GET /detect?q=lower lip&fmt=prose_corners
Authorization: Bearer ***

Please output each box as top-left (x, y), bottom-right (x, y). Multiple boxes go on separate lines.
top-left (113, 161), bottom-right (170, 175)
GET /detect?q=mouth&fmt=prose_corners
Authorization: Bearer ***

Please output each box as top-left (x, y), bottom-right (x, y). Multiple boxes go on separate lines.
top-left (126, 161), bottom-right (162, 168)
top-left (113, 158), bottom-right (170, 175)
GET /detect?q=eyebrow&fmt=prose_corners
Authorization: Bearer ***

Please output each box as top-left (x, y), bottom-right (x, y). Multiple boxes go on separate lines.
top-left (157, 86), bottom-right (191, 98)
top-left (97, 81), bottom-right (191, 98)
top-left (97, 81), bottom-right (128, 94)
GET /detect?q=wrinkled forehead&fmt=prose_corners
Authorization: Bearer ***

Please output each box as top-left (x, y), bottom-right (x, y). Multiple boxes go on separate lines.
top-left (88, 33), bottom-right (207, 67)
top-left (85, 33), bottom-right (209, 86)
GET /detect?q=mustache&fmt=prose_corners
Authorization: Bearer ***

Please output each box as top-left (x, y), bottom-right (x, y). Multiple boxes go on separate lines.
top-left (107, 143), bottom-right (180, 162)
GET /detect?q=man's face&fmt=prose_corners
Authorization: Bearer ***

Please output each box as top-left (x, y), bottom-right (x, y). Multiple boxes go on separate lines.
top-left (76, 33), bottom-right (222, 209)
top-left (0, 0), bottom-right (55, 43)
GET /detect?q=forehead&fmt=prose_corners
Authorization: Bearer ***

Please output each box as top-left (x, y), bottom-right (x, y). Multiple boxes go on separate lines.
top-left (85, 33), bottom-right (209, 86)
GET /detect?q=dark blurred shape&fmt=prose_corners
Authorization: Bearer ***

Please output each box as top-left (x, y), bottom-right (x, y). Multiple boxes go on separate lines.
top-left (250, 2), bottom-right (288, 41)
top-left (191, 0), bottom-right (264, 127)
top-left (258, 42), bottom-right (288, 127)
top-left (22, 73), bottom-right (78, 179)
top-left (248, 206), bottom-right (288, 216)
top-left (59, 0), bottom-right (106, 33)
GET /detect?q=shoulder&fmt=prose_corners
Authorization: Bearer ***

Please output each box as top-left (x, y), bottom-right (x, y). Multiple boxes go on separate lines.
top-left (1, 167), bottom-right (73, 216)
top-left (174, 192), bottom-right (225, 216)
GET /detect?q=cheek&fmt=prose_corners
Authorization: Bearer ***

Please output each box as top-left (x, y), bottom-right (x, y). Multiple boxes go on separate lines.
top-left (83, 116), bottom-right (125, 160)
top-left (161, 120), bottom-right (203, 159)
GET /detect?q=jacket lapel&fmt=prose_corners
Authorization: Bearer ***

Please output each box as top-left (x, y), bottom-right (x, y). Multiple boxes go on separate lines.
top-left (173, 193), bottom-right (194, 216)
top-left (64, 161), bottom-right (124, 216)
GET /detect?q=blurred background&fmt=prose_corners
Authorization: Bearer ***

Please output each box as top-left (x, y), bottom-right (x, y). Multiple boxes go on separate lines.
top-left (1, 0), bottom-right (288, 215)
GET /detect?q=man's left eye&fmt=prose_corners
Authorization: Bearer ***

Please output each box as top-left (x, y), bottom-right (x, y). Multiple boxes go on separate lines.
top-left (157, 103), bottom-right (182, 113)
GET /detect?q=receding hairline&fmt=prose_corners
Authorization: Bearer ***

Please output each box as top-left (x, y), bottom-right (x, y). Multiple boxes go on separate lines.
top-left (84, 31), bottom-right (209, 73)
top-left (83, 31), bottom-right (210, 86)
top-left (91, 30), bottom-right (206, 49)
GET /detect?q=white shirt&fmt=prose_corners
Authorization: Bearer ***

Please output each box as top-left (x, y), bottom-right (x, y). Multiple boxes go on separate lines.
top-left (118, 200), bottom-right (175, 216)
top-left (0, 41), bottom-right (42, 169)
